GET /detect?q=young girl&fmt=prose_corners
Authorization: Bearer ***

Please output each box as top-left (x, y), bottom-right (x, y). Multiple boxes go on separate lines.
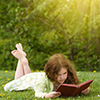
top-left (4, 43), bottom-right (89, 98)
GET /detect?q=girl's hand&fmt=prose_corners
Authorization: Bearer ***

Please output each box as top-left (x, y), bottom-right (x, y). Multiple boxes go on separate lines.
top-left (44, 92), bottom-right (61, 98)
top-left (81, 88), bottom-right (89, 95)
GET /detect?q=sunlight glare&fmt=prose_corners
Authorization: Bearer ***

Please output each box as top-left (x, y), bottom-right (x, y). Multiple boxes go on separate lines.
top-left (66, 0), bottom-right (70, 2)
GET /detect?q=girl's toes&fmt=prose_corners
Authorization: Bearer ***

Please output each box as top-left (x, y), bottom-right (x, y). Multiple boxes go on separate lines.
top-left (19, 43), bottom-right (23, 50)
top-left (16, 44), bottom-right (20, 50)
top-left (11, 50), bottom-right (16, 54)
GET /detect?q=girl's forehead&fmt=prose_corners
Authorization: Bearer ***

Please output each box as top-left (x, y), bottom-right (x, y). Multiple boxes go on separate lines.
top-left (58, 67), bottom-right (67, 74)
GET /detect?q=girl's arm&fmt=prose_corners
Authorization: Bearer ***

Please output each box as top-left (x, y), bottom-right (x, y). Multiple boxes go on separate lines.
top-left (35, 74), bottom-right (48, 98)
top-left (35, 74), bottom-right (61, 98)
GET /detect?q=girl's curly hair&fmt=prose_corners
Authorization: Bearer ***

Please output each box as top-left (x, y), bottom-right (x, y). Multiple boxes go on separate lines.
top-left (44, 53), bottom-right (80, 85)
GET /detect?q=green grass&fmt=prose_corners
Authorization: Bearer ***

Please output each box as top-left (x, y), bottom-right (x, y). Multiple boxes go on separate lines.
top-left (0, 70), bottom-right (100, 100)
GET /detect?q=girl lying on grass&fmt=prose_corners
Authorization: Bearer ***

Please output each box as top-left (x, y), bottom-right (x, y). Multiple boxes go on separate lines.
top-left (4, 43), bottom-right (89, 98)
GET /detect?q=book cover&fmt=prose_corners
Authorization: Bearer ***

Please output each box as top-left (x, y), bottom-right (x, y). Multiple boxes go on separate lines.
top-left (56, 79), bottom-right (93, 97)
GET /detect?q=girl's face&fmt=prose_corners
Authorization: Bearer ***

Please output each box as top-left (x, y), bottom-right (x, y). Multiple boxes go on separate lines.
top-left (56, 67), bottom-right (68, 84)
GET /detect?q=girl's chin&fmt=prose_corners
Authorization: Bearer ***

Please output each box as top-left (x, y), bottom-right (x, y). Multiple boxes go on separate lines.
top-left (59, 81), bottom-right (65, 84)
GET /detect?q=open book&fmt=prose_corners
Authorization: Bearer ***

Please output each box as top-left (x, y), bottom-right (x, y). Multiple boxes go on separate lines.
top-left (56, 79), bottom-right (93, 97)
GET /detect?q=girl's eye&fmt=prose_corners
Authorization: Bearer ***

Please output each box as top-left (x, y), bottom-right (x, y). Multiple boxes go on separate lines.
top-left (64, 72), bottom-right (67, 74)
top-left (58, 74), bottom-right (61, 76)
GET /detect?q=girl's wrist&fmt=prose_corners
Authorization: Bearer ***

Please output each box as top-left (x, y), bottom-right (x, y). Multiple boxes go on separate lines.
top-left (44, 94), bottom-right (48, 98)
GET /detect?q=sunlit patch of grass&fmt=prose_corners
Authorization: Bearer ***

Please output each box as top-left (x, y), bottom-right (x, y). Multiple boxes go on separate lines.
top-left (0, 70), bottom-right (100, 100)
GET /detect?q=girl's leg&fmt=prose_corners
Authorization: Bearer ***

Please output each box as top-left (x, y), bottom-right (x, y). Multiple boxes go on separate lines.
top-left (12, 50), bottom-right (31, 80)
top-left (14, 60), bottom-right (25, 80)
top-left (13, 43), bottom-right (31, 80)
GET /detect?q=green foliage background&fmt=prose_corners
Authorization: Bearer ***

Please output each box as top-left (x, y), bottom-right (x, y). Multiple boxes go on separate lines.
top-left (0, 0), bottom-right (100, 71)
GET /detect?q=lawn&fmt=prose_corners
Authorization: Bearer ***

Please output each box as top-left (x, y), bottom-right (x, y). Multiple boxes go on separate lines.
top-left (0, 70), bottom-right (100, 100)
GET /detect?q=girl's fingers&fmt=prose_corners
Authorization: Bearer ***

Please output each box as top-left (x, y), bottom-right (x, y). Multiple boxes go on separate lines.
top-left (53, 92), bottom-right (61, 98)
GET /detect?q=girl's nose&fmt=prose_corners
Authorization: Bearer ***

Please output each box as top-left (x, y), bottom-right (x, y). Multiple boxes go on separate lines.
top-left (60, 75), bottom-right (64, 79)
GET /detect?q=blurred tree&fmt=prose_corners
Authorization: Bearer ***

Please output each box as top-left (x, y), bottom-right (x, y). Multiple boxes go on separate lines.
top-left (0, 0), bottom-right (100, 71)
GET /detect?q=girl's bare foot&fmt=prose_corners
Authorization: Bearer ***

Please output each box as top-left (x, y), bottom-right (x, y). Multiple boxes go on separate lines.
top-left (16, 43), bottom-right (26, 56)
top-left (11, 50), bottom-right (28, 65)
